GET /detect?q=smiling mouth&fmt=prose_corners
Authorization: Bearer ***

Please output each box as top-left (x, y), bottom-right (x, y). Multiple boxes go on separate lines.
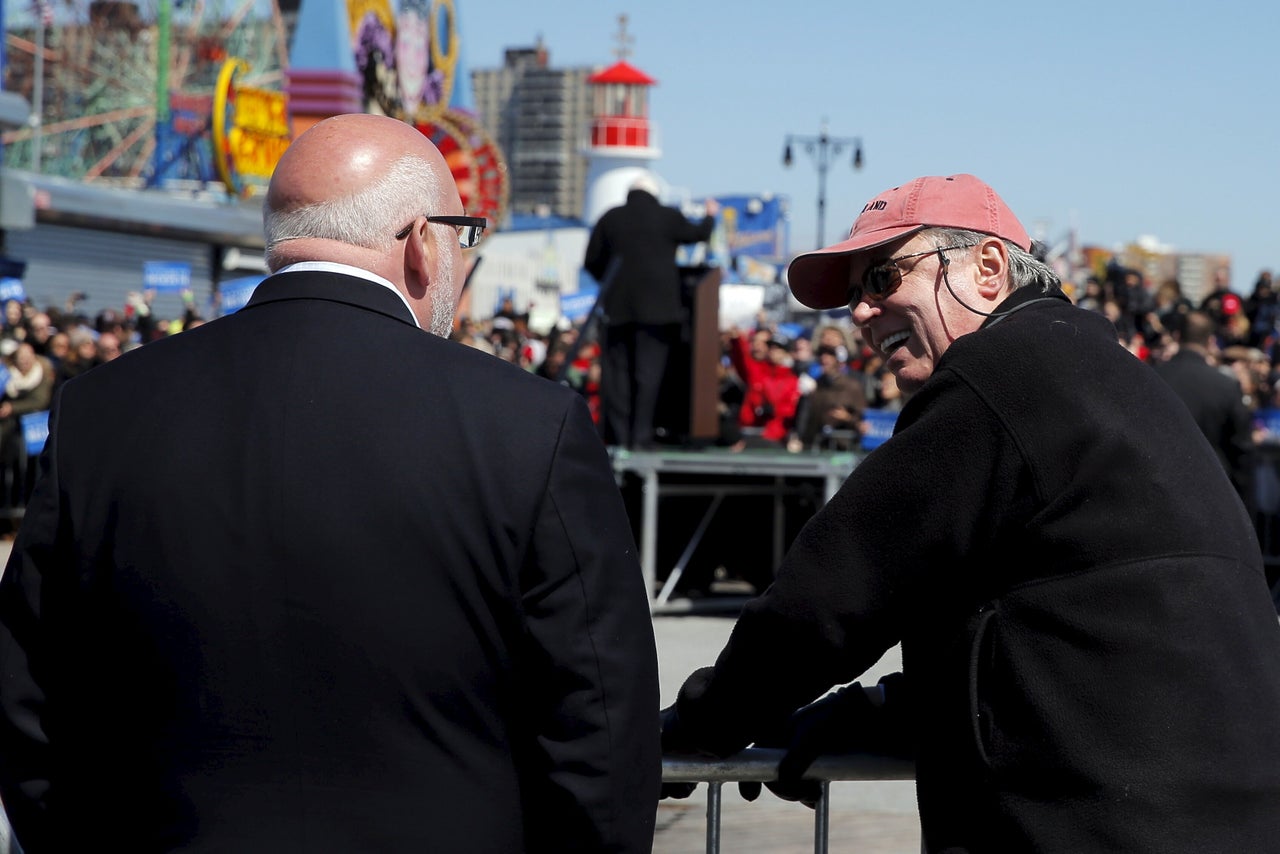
top-left (880, 330), bottom-right (910, 355)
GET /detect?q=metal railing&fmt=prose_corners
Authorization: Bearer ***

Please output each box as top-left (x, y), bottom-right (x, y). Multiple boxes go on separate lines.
top-left (663, 748), bottom-right (915, 854)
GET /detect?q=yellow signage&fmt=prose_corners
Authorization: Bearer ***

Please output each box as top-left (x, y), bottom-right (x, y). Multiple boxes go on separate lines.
top-left (212, 58), bottom-right (291, 197)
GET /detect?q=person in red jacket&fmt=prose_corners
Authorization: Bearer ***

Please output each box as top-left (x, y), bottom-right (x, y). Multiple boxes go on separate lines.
top-left (728, 328), bottom-right (800, 445)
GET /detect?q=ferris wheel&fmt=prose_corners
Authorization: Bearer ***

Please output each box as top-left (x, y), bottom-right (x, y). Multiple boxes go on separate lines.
top-left (2, 0), bottom-right (290, 183)
top-left (3, 0), bottom-right (508, 223)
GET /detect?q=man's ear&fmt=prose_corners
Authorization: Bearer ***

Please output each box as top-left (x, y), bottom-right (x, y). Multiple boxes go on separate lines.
top-left (403, 218), bottom-right (432, 291)
top-left (974, 237), bottom-right (1010, 300)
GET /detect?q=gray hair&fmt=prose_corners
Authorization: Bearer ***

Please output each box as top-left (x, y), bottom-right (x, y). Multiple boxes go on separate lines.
top-left (926, 227), bottom-right (1059, 293)
top-left (629, 172), bottom-right (660, 197)
top-left (263, 154), bottom-right (444, 264)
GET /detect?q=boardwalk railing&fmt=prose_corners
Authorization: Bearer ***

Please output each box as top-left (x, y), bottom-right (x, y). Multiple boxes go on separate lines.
top-left (663, 748), bottom-right (915, 854)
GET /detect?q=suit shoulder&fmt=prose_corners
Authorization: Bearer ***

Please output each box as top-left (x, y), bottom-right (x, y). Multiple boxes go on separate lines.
top-left (438, 337), bottom-right (582, 404)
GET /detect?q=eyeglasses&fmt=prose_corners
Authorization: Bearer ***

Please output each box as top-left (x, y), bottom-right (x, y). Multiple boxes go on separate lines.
top-left (848, 243), bottom-right (977, 306)
top-left (395, 215), bottom-right (487, 249)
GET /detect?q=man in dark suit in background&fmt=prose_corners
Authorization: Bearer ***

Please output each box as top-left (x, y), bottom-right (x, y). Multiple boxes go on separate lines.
top-left (1153, 309), bottom-right (1256, 514)
top-left (584, 174), bottom-right (718, 449)
top-left (0, 113), bottom-right (660, 852)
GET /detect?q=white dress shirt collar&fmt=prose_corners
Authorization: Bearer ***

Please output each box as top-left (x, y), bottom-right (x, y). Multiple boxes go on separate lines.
top-left (273, 261), bottom-right (420, 328)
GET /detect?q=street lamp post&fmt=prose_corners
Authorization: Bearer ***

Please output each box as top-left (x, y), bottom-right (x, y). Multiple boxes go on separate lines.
top-left (782, 119), bottom-right (863, 250)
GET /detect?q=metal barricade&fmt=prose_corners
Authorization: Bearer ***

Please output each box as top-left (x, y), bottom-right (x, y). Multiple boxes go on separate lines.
top-left (663, 748), bottom-right (915, 854)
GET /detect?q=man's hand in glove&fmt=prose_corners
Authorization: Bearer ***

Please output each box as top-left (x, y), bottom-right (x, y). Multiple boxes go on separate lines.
top-left (740, 676), bottom-right (913, 808)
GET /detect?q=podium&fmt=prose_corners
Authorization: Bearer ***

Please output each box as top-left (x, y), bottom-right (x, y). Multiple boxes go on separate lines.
top-left (654, 265), bottom-right (722, 446)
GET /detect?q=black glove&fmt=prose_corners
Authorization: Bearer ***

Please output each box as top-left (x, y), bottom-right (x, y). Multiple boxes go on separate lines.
top-left (753, 678), bottom-right (913, 809)
top-left (769, 685), bottom-right (874, 807)
top-left (735, 711), bottom-right (792, 803)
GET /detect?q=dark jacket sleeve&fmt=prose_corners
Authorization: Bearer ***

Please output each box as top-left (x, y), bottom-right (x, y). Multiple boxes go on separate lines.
top-left (666, 210), bottom-right (715, 245)
top-left (673, 370), bottom-right (1028, 755)
top-left (518, 394), bottom-right (661, 852)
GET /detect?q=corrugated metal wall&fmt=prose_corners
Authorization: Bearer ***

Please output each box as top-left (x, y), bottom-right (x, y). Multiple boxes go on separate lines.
top-left (4, 225), bottom-right (217, 324)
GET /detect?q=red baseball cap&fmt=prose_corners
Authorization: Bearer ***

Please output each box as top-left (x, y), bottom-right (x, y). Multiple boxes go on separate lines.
top-left (787, 174), bottom-right (1032, 310)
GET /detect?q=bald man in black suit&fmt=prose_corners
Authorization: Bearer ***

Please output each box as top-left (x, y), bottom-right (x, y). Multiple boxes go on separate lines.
top-left (0, 114), bottom-right (660, 853)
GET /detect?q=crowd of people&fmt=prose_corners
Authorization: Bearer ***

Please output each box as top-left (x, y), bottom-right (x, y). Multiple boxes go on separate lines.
top-left (5, 262), bottom-right (1280, 467)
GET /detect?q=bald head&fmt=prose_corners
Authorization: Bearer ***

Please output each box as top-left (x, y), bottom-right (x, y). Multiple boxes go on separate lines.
top-left (267, 114), bottom-right (446, 217)
top-left (263, 114), bottom-right (467, 335)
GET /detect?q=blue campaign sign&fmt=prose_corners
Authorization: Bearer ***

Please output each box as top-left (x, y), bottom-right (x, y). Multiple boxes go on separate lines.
top-left (861, 408), bottom-right (899, 450)
top-left (143, 261), bottom-right (192, 293)
top-left (0, 362), bottom-right (11, 392)
top-left (559, 290), bottom-right (599, 322)
top-left (21, 410), bottom-right (49, 456)
top-left (0, 277), bottom-right (27, 304)
top-left (776, 322), bottom-right (807, 342)
top-left (219, 275), bottom-right (264, 315)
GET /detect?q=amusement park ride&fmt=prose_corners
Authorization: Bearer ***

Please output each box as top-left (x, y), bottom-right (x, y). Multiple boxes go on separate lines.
top-left (1, 0), bottom-right (509, 227)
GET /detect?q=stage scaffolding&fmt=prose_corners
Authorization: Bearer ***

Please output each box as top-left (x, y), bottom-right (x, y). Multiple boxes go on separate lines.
top-left (609, 447), bottom-right (862, 611)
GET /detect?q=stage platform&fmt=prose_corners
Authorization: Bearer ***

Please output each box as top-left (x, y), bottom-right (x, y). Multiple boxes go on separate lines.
top-left (609, 447), bottom-right (864, 611)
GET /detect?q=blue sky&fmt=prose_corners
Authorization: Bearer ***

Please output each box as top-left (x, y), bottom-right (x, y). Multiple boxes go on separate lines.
top-left (462, 0), bottom-right (1278, 292)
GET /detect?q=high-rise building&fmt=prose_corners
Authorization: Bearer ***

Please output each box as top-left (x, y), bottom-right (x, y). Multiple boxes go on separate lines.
top-left (471, 40), bottom-right (595, 221)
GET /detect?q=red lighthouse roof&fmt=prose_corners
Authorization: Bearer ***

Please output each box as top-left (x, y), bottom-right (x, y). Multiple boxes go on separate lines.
top-left (587, 61), bottom-right (657, 86)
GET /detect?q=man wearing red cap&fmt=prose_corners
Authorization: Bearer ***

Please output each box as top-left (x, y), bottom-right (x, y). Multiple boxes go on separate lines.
top-left (663, 174), bottom-right (1280, 851)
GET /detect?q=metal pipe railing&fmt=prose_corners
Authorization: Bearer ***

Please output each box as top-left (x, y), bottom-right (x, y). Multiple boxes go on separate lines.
top-left (663, 748), bottom-right (915, 854)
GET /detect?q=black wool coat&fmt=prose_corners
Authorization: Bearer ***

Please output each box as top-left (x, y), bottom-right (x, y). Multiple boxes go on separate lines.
top-left (676, 286), bottom-right (1280, 852)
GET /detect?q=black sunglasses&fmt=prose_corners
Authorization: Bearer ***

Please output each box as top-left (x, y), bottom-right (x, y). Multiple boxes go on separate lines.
top-left (848, 243), bottom-right (977, 306)
top-left (394, 215), bottom-right (487, 249)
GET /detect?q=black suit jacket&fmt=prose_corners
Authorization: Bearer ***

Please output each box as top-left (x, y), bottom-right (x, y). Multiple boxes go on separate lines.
top-left (1152, 347), bottom-right (1256, 507)
top-left (0, 271), bottom-right (661, 852)
top-left (584, 190), bottom-right (715, 326)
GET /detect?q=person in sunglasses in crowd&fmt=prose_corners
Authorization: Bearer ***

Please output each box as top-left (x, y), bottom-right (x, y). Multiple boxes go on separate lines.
top-left (0, 114), bottom-right (660, 853)
top-left (663, 174), bottom-right (1280, 851)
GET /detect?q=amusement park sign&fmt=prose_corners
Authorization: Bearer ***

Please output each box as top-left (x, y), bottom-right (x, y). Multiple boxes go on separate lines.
top-left (212, 58), bottom-right (291, 197)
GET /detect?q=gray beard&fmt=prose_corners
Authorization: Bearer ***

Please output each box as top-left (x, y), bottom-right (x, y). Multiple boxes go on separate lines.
top-left (428, 292), bottom-right (455, 338)
top-left (427, 238), bottom-right (457, 338)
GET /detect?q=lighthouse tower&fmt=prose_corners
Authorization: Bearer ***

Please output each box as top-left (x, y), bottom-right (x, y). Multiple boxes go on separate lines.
top-left (583, 17), bottom-right (662, 225)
